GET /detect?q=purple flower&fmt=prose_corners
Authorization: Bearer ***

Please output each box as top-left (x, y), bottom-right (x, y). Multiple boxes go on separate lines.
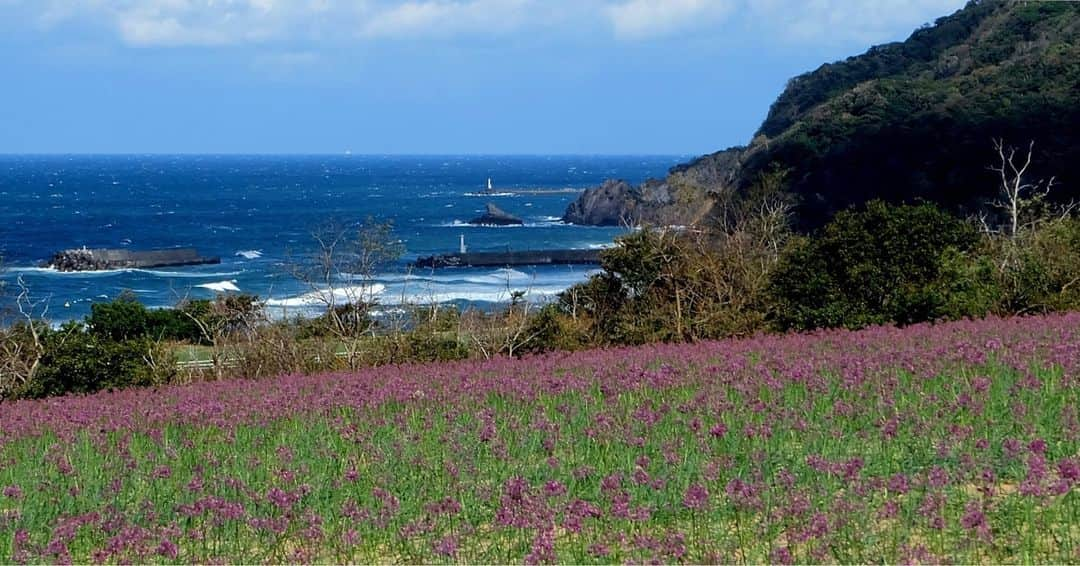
top-left (842, 458), bottom-right (864, 482)
top-left (600, 474), bottom-right (622, 494)
top-left (424, 496), bottom-right (462, 516)
top-left (961, 501), bottom-right (986, 530)
top-left (543, 480), bottom-right (567, 498)
top-left (524, 528), bottom-right (556, 565)
top-left (770, 546), bottom-right (795, 565)
top-left (266, 487), bottom-right (297, 510)
top-left (709, 422), bottom-right (728, 438)
top-left (1059, 458), bottom-right (1080, 483)
top-left (928, 466), bottom-right (949, 488)
top-left (888, 473), bottom-right (910, 494)
top-left (342, 528), bottom-right (360, 547)
top-left (587, 543), bottom-right (610, 558)
top-left (434, 535), bottom-right (458, 558)
top-left (683, 483), bottom-right (709, 510)
top-left (156, 539), bottom-right (179, 560)
top-left (878, 500), bottom-right (900, 520)
top-left (2, 485), bottom-right (23, 499)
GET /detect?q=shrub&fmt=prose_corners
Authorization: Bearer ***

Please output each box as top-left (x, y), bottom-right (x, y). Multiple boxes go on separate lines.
top-left (768, 201), bottom-right (980, 330)
top-left (967, 217), bottom-right (1080, 315)
top-left (86, 292), bottom-right (207, 343)
top-left (520, 304), bottom-right (593, 354)
top-left (406, 332), bottom-right (470, 362)
top-left (551, 217), bottom-right (785, 346)
top-left (22, 322), bottom-right (175, 399)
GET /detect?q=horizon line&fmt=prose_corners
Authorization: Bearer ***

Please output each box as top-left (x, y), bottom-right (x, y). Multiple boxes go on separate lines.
top-left (0, 152), bottom-right (697, 158)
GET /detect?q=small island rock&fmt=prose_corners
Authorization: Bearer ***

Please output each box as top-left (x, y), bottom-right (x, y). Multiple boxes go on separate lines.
top-left (469, 203), bottom-right (524, 226)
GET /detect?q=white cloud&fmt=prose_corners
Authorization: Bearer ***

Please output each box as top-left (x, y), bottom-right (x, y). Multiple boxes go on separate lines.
top-left (747, 0), bottom-right (968, 44)
top-left (606, 0), bottom-right (734, 40)
top-left (4, 0), bottom-right (972, 47)
top-left (28, 0), bottom-right (362, 46)
top-left (358, 0), bottom-right (534, 39)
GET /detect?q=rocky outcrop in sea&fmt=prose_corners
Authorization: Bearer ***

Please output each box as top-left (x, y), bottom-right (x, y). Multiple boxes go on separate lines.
top-left (469, 203), bottom-right (523, 226)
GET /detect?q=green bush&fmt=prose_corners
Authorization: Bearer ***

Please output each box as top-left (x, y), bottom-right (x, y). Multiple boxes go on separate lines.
top-left (768, 201), bottom-right (981, 330)
top-left (406, 332), bottom-right (470, 362)
top-left (21, 322), bottom-right (175, 399)
top-left (966, 218), bottom-right (1080, 315)
top-left (549, 222), bottom-right (783, 347)
top-left (86, 292), bottom-right (207, 343)
top-left (520, 304), bottom-right (593, 354)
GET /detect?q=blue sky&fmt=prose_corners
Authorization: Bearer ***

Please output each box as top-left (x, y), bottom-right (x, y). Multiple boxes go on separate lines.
top-left (0, 0), bottom-right (966, 155)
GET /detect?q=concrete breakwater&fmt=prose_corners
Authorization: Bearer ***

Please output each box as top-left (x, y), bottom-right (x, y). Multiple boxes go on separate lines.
top-left (413, 249), bottom-right (601, 269)
top-left (46, 248), bottom-right (221, 272)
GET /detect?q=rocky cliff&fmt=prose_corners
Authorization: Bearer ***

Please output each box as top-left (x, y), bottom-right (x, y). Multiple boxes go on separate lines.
top-left (566, 0), bottom-right (1080, 229)
top-left (563, 178), bottom-right (714, 227)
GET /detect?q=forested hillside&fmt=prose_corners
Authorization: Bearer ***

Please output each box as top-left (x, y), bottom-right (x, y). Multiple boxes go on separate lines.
top-left (570, 0), bottom-right (1080, 229)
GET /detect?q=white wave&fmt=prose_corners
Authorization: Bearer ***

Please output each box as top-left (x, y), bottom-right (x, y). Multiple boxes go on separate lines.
top-left (137, 269), bottom-right (243, 278)
top-left (197, 280), bottom-right (241, 293)
top-left (463, 192), bottom-right (515, 197)
top-left (391, 286), bottom-right (563, 304)
top-left (236, 250), bottom-right (263, 260)
top-left (264, 281), bottom-right (563, 312)
top-left (462, 268), bottom-right (532, 284)
top-left (492, 268), bottom-right (530, 279)
top-left (437, 220), bottom-right (566, 228)
top-left (5, 266), bottom-right (242, 278)
top-left (265, 284), bottom-right (386, 308)
top-left (5, 266), bottom-right (130, 278)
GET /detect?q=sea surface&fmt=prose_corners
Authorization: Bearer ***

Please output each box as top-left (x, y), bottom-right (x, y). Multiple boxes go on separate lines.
top-left (0, 155), bottom-right (684, 321)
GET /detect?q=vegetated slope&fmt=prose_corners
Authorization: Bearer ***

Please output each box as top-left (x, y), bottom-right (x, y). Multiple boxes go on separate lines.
top-left (1, 312), bottom-right (1078, 562)
top-left (568, 0), bottom-right (1080, 229)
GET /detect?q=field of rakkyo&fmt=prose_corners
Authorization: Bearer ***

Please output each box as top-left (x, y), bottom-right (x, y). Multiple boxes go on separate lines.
top-left (1, 313), bottom-right (1078, 563)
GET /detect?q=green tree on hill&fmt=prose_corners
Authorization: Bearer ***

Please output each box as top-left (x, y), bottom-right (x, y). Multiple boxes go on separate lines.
top-left (769, 201), bottom-right (980, 330)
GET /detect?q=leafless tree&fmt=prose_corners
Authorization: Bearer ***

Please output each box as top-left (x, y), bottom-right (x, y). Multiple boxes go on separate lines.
top-left (458, 274), bottom-right (545, 359)
top-left (0, 276), bottom-right (49, 397)
top-left (989, 139), bottom-right (1069, 237)
top-left (287, 217), bottom-right (404, 370)
top-left (177, 293), bottom-right (264, 380)
top-left (711, 165), bottom-right (793, 251)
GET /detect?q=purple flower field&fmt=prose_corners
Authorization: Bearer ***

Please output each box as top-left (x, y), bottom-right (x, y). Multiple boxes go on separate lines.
top-left (1, 313), bottom-right (1079, 563)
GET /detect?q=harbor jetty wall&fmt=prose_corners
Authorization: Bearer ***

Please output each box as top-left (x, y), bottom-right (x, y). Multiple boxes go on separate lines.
top-left (413, 249), bottom-right (601, 269)
top-left (47, 248), bottom-right (221, 272)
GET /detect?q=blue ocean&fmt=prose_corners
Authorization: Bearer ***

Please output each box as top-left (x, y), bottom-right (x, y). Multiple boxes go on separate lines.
top-left (0, 155), bottom-right (684, 321)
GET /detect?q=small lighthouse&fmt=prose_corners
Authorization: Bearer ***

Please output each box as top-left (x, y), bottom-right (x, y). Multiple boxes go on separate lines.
top-left (459, 234), bottom-right (467, 254)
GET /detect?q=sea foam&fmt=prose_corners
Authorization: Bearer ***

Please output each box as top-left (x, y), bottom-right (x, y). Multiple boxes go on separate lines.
top-left (197, 280), bottom-right (241, 293)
